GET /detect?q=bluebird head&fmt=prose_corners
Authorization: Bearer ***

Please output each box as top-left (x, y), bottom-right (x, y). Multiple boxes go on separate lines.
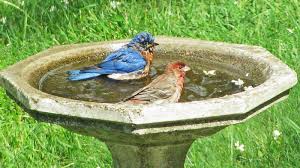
top-left (127, 32), bottom-right (159, 52)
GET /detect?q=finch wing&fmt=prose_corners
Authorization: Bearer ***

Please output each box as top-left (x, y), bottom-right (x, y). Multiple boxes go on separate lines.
top-left (123, 74), bottom-right (177, 103)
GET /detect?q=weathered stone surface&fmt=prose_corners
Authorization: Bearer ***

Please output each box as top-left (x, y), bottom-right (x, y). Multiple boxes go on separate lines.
top-left (107, 142), bottom-right (192, 168)
top-left (0, 37), bottom-right (297, 167)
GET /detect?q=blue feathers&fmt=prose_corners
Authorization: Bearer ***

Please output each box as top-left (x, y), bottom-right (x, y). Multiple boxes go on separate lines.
top-left (129, 32), bottom-right (154, 45)
top-left (68, 72), bottom-right (103, 81)
top-left (99, 48), bottom-right (146, 72)
top-left (68, 32), bottom-right (155, 81)
top-left (68, 70), bottom-right (81, 76)
top-left (126, 32), bottom-right (155, 50)
top-left (68, 48), bottom-right (146, 81)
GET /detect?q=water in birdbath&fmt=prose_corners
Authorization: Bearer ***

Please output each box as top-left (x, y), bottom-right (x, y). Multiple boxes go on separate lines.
top-left (39, 54), bottom-right (257, 103)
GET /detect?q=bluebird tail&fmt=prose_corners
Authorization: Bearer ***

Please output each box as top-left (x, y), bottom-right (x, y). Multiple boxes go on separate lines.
top-left (68, 72), bottom-right (101, 81)
top-left (68, 70), bottom-right (81, 76)
top-left (68, 68), bottom-right (123, 81)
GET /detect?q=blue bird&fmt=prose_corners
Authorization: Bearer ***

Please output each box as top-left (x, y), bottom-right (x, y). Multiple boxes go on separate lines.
top-left (68, 32), bottom-right (158, 81)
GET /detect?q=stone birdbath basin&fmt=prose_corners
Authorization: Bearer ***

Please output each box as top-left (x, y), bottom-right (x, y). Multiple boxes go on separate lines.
top-left (0, 37), bottom-right (297, 168)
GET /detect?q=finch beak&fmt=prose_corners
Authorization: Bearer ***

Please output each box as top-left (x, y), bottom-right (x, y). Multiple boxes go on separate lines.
top-left (182, 66), bottom-right (191, 72)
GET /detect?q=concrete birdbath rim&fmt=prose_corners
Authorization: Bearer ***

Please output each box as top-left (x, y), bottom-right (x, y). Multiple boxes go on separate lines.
top-left (1, 37), bottom-right (297, 168)
top-left (0, 37), bottom-right (297, 126)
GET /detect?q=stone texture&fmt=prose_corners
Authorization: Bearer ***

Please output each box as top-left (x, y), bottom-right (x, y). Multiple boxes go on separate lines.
top-left (107, 142), bottom-right (192, 168)
top-left (0, 37), bottom-right (297, 167)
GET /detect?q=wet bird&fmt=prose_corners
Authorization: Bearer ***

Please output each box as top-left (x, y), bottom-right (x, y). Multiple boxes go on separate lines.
top-left (123, 61), bottom-right (191, 104)
top-left (68, 32), bottom-right (158, 81)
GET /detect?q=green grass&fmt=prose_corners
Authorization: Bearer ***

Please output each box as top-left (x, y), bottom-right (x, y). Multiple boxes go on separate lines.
top-left (0, 0), bottom-right (299, 167)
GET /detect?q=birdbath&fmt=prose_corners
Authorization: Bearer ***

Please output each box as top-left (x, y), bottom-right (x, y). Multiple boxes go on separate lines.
top-left (0, 37), bottom-right (297, 168)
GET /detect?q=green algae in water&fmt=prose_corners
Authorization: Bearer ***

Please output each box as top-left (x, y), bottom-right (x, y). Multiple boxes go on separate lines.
top-left (39, 58), bottom-right (257, 103)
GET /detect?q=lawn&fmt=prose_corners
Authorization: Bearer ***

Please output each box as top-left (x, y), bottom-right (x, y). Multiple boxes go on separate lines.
top-left (0, 0), bottom-right (299, 167)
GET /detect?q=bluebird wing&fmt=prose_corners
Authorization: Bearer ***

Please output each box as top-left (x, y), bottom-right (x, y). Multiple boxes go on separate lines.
top-left (67, 48), bottom-right (146, 81)
top-left (100, 48), bottom-right (127, 63)
top-left (98, 48), bottom-right (146, 73)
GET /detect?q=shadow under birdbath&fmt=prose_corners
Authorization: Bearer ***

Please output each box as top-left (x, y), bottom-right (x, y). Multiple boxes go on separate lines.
top-left (0, 37), bottom-right (297, 168)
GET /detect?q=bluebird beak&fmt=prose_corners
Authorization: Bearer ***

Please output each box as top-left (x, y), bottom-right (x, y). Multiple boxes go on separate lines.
top-left (146, 43), bottom-right (159, 50)
top-left (183, 66), bottom-right (191, 72)
top-left (153, 42), bottom-right (159, 46)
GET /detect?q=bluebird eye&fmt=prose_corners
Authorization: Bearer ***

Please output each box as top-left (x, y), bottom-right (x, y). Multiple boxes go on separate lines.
top-left (140, 41), bottom-right (146, 46)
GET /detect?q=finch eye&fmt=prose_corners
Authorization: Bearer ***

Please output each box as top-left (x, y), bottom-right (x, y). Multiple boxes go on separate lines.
top-left (179, 65), bottom-right (185, 69)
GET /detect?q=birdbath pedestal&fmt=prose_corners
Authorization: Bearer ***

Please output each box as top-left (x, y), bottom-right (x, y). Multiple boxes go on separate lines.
top-left (0, 37), bottom-right (297, 168)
